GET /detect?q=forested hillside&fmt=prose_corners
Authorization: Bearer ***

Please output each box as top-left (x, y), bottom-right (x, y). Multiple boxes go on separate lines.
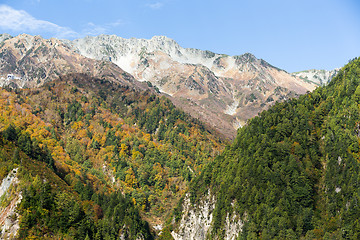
top-left (0, 73), bottom-right (225, 238)
top-left (185, 57), bottom-right (360, 239)
top-left (0, 123), bottom-right (152, 239)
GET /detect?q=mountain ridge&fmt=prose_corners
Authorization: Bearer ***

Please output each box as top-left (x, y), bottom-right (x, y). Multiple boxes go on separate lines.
top-left (0, 33), bottom-right (150, 91)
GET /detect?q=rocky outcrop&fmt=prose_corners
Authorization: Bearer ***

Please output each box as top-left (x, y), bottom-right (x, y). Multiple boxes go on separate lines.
top-left (0, 33), bottom-right (12, 43)
top-left (172, 193), bottom-right (215, 240)
top-left (172, 192), bottom-right (243, 240)
top-left (0, 168), bottom-right (22, 239)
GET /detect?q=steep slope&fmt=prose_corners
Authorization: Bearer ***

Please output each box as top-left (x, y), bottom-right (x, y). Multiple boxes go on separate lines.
top-left (292, 69), bottom-right (339, 86)
top-left (0, 73), bottom-right (225, 236)
top-left (0, 82), bottom-right (156, 239)
top-left (0, 131), bottom-right (153, 239)
top-left (171, 58), bottom-right (360, 239)
top-left (0, 34), bottom-right (145, 90)
top-left (65, 35), bottom-right (317, 138)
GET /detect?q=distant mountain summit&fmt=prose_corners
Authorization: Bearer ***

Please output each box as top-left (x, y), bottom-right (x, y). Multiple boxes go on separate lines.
top-left (292, 69), bottom-right (339, 86)
top-left (64, 35), bottom-right (317, 138)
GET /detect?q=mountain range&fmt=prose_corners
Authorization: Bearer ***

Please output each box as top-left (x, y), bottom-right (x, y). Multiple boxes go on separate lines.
top-left (0, 33), bottom-right (335, 139)
top-left (0, 34), bottom-right (148, 90)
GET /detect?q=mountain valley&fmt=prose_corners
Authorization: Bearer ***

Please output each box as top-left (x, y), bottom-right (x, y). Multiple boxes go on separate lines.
top-left (1, 33), bottom-right (358, 240)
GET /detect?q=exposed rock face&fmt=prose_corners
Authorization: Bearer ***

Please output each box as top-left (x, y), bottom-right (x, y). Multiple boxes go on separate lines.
top-left (172, 193), bottom-right (242, 240)
top-left (65, 35), bottom-right (317, 138)
top-left (223, 211), bottom-right (243, 240)
top-left (0, 168), bottom-right (22, 239)
top-left (172, 193), bottom-right (215, 240)
top-left (0, 34), bottom-right (147, 90)
top-left (292, 69), bottom-right (339, 86)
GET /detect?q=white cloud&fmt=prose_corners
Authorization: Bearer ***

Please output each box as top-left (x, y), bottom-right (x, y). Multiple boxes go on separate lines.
top-left (0, 5), bottom-right (126, 39)
top-left (146, 2), bottom-right (164, 9)
top-left (109, 19), bottom-right (125, 27)
top-left (83, 22), bottom-right (108, 36)
top-left (0, 4), bottom-right (77, 38)
top-left (82, 20), bottom-right (125, 36)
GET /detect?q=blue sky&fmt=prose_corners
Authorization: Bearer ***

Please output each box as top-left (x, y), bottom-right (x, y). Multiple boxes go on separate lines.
top-left (0, 0), bottom-right (360, 72)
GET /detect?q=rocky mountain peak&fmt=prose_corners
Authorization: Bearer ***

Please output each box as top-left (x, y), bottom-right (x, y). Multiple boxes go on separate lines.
top-left (236, 52), bottom-right (257, 62)
top-left (0, 33), bottom-right (12, 43)
top-left (150, 35), bottom-right (178, 45)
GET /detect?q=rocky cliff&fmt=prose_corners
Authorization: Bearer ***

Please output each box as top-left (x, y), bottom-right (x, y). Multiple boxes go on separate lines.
top-left (171, 192), bottom-right (243, 240)
top-left (0, 168), bottom-right (21, 239)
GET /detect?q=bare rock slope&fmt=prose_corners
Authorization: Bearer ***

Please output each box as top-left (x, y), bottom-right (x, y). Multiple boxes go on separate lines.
top-left (292, 69), bottom-right (339, 86)
top-left (0, 34), bottom-right (145, 90)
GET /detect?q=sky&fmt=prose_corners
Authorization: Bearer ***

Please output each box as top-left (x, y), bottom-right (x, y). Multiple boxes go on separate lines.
top-left (0, 0), bottom-right (360, 72)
